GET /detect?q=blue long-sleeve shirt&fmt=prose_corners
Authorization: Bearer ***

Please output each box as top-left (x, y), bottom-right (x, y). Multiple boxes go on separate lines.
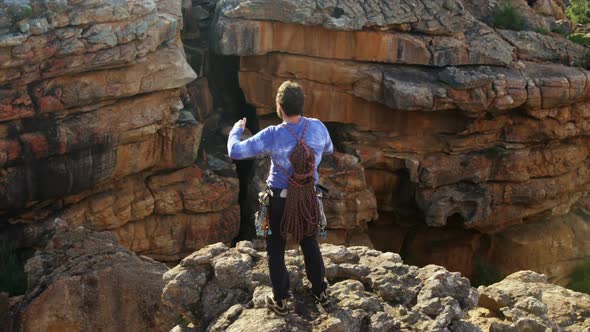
top-left (227, 117), bottom-right (333, 189)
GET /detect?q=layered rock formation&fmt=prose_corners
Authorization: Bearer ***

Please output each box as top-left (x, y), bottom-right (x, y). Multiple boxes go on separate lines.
top-left (213, 0), bottom-right (590, 282)
top-left (7, 221), bottom-right (176, 331)
top-left (163, 242), bottom-right (590, 331)
top-left (0, 0), bottom-right (240, 260)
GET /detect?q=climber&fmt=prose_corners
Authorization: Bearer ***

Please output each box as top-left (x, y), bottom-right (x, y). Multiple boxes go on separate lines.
top-left (227, 81), bottom-right (333, 315)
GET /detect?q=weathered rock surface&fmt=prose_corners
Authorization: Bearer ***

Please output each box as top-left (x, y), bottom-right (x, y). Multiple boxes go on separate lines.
top-left (163, 242), bottom-right (479, 331)
top-left (214, 0), bottom-right (590, 234)
top-left (214, 0), bottom-right (588, 67)
top-left (214, 17), bottom-right (513, 67)
top-left (368, 201), bottom-right (590, 287)
top-left (8, 221), bottom-right (176, 331)
top-left (469, 271), bottom-right (590, 331)
top-left (463, 0), bottom-right (566, 31)
top-left (488, 200), bottom-right (590, 286)
top-left (0, 0), bottom-right (241, 260)
top-left (54, 165), bottom-right (240, 261)
top-left (209, 0), bottom-right (590, 289)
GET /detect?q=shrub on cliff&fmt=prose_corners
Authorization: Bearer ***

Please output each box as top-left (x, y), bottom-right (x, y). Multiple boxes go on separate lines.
top-left (568, 33), bottom-right (590, 47)
top-left (567, 0), bottom-right (590, 25)
top-left (0, 243), bottom-right (27, 296)
top-left (491, 2), bottom-right (527, 31)
top-left (568, 258), bottom-right (590, 294)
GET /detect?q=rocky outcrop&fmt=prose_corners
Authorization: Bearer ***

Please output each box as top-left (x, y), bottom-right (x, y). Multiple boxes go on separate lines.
top-left (0, 0), bottom-right (240, 260)
top-left (163, 242), bottom-right (479, 331)
top-left (469, 271), bottom-right (590, 331)
top-left (213, 0), bottom-right (514, 66)
top-left (463, 0), bottom-right (566, 31)
top-left (237, 51), bottom-right (590, 233)
top-left (8, 221), bottom-right (176, 331)
top-left (212, 0), bottom-right (590, 284)
top-left (53, 164), bottom-right (240, 261)
top-left (214, 0), bottom-right (590, 232)
top-left (163, 243), bottom-right (590, 331)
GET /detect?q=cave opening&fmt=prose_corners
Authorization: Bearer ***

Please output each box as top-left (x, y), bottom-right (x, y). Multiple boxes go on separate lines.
top-left (445, 213), bottom-right (468, 229)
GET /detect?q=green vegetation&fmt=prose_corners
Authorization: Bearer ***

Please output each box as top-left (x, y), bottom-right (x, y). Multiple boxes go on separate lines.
top-left (535, 27), bottom-right (550, 35)
top-left (491, 2), bottom-right (528, 31)
top-left (568, 32), bottom-right (590, 47)
top-left (568, 258), bottom-right (590, 294)
top-left (0, 243), bottom-right (27, 296)
top-left (472, 260), bottom-right (505, 287)
top-left (566, 0), bottom-right (590, 25)
top-left (550, 25), bottom-right (569, 36)
top-left (7, 4), bottom-right (33, 24)
top-left (482, 146), bottom-right (512, 159)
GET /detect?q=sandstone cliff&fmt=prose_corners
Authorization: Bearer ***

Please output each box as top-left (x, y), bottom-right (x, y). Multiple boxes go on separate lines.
top-left (212, 0), bottom-right (590, 284)
top-left (0, 0), bottom-right (239, 261)
top-left (1, 0), bottom-right (589, 310)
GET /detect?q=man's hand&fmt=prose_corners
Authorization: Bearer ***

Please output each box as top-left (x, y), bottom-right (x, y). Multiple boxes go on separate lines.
top-left (234, 117), bottom-right (247, 130)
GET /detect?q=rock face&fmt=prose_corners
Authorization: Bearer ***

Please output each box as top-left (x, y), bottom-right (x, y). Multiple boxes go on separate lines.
top-left (8, 221), bottom-right (176, 331)
top-left (487, 199), bottom-right (590, 286)
top-left (163, 242), bottom-right (479, 331)
top-left (214, 0), bottom-right (590, 230)
top-left (0, 0), bottom-right (240, 260)
top-left (469, 271), bottom-right (590, 331)
top-left (213, 0), bottom-right (590, 282)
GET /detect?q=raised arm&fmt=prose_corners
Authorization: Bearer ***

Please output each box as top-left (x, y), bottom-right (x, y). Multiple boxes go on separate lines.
top-left (227, 120), bottom-right (273, 160)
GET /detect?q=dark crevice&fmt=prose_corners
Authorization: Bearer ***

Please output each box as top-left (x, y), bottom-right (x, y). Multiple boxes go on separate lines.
top-left (205, 53), bottom-right (260, 245)
top-left (331, 7), bottom-right (345, 18)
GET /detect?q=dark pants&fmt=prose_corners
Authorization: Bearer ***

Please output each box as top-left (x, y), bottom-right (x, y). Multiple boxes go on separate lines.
top-left (266, 192), bottom-right (327, 300)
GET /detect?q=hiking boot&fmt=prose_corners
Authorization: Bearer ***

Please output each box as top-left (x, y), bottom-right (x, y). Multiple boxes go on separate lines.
top-left (313, 289), bottom-right (331, 306)
top-left (265, 294), bottom-right (289, 315)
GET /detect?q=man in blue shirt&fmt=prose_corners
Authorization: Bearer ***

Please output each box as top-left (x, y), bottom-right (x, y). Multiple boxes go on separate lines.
top-left (227, 81), bottom-right (333, 315)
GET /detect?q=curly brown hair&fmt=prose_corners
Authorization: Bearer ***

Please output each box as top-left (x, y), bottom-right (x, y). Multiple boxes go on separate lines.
top-left (275, 81), bottom-right (305, 117)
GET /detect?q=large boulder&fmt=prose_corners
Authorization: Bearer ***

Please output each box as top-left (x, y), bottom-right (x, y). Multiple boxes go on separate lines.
top-left (9, 221), bottom-right (176, 331)
top-left (469, 271), bottom-right (590, 331)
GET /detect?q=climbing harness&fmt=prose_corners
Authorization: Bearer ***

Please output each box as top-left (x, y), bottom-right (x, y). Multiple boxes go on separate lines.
top-left (255, 187), bottom-right (273, 237)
